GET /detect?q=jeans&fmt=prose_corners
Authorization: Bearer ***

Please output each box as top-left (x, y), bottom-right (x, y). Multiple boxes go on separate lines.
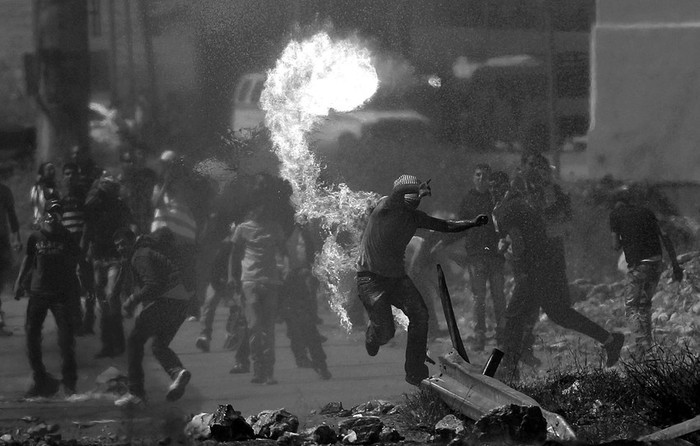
top-left (356, 272), bottom-right (429, 380)
top-left (242, 282), bottom-right (279, 379)
top-left (25, 293), bottom-right (77, 387)
top-left (625, 261), bottom-right (661, 356)
top-left (95, 259), bottom-right (124, 354)
top-left (199, 284), bottom-right (231, 340)
top-left (466, 254), bottom-right (506, 340)
top-left (126, 298), bottom-right (189, 396)
top-left (280, 269), bottom-right (327, 368)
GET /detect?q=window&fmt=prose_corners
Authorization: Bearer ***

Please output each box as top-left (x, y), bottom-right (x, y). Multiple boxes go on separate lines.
top-left (555, 52), bottom-right (589, 98)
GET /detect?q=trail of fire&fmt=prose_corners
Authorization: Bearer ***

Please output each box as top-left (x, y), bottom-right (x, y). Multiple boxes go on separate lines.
top-left (260, 32), bottom-right (390, 331)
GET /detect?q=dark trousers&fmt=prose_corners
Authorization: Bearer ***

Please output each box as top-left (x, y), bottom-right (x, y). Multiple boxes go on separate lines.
top-left (95, 260), bottom-right (124, 354)
top-left (357, 272), bottom-right (429, 379)
top-left (466, 254), bottom-right (506, 339)
top-left (25, 293), bottom-right (77, 387)
top-left (126, 298), bottom-right (189, 396)
top-left (281, 270), bottom-right (327, 368)
top-left (502, 261), bottom-right (610, 369)
top-left (241, 282), bottom-right (279, 379)
top-left (200, 284), bottom-right (229, 339)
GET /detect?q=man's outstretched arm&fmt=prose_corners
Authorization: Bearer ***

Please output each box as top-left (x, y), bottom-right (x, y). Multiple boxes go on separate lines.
top-left (422, 214), bottom-right (489, 233)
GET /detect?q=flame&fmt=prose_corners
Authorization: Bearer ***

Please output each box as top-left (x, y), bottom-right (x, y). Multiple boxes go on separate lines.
top-left (260, 32), bottom-right (381, 331)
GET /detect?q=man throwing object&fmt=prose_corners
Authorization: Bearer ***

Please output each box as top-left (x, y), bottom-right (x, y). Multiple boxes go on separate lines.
top-left (356, 174), bottom-right (488, 386)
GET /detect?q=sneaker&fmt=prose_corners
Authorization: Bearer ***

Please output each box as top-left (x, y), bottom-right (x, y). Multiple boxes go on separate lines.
top-left (405, 374), bottom-right (427, 387)
top-left (229, 363), bottom-right (250, 374)
top-left (115, 392), bottom-right (146, 407)
top-left (195, 336), bottom-right (210, 353)
top-left (604, 332), bottom-right (625, 367)
top-left (314, 366), bottom-right (332, 380)
top-left (250, 375), bottom-right (266, 384)
top-left (365, 340), bottom-right (380, 357)
top-left (25, 376), bottom-right (60, 398)
top-left (166, 369), bottom-right (191, 402)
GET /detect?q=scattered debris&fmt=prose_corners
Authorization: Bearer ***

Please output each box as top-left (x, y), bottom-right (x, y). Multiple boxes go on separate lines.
top-left (434, 414), bottom-right (466, 440)
top-left (209, 404), bottom-right (254, 442)
top-left (473, 404), bottom-right (548, 445)
top-left (338, 416), bottom-right (384, 444)
top-left (250, 408), bottom-right (299, 440)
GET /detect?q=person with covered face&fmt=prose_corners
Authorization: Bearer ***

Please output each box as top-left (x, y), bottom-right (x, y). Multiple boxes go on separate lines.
top-left (14, 199), bottom-right (89, 397)
top-left (356, 174), bottom-right (489, 386)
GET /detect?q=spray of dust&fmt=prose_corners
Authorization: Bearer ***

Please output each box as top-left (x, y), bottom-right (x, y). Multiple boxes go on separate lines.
top-left (260, 31), bottom-right (403, 331)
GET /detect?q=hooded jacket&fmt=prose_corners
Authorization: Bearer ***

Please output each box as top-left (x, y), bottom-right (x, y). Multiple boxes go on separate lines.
top-left (130, 229), bottom-right (193, 304)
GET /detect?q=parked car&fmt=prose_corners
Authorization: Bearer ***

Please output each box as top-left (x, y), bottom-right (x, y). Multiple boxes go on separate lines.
top-left (230, 72), bottom-right (432, 150)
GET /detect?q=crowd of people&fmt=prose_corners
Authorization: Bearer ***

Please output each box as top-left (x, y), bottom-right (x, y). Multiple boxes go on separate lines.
top-left (0, 145), bottom-right (685, 404)
top-left (2, 146), bottom-right (331, 406)
top-left (357, 152), bottom-right (684, 384)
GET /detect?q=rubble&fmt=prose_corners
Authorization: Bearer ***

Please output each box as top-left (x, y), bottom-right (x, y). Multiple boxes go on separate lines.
top-left (319, 401), bottom-right (352, 417)
top-left (209, 404), bottom-right (254, 442)
top-left (350, 400), bottom-right (395, 416)
top-left (302, 424), bottom-right (338, 444)
top-left (250, 409), bottom-right (299, 440)
top-left (338, 416), bottom-right (383, 444)
top-left (434, 414), bottom-right (466, 440)
top-left (473, 404), bottom-right (548, 445)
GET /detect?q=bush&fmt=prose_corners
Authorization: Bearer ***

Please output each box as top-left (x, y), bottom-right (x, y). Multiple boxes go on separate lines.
top-left (622, 344), bottom-right (700, 428)
top-left (397, 387), bottom-right (456, 432)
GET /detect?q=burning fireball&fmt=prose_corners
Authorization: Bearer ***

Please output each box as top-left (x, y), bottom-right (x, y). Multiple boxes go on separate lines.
top-left (260, 32), bottom-right (382, 331)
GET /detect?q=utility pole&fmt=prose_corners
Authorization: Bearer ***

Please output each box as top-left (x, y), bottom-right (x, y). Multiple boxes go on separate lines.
top-left (124, 0), bottom-right (137, 112)
top-left (542, 0), bottom-right (560, 177)
top-left (33, 0), bottom-right (90, 163)
top-left (138, 0), bottom-right (159, 125)
top-left (108, 0), bottom-right (118, 104)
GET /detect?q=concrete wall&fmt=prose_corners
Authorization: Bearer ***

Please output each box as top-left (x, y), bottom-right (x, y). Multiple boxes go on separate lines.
top-left (589, 0), bottom-right (700, 181)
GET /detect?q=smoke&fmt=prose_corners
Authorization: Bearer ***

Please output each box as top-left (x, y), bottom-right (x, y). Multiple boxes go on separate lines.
top-left (260, 31), bottom-right (382, 331)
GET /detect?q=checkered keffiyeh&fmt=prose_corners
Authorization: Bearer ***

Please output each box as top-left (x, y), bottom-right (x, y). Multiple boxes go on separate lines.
top-left (393, 174), bottom-right (421, 192)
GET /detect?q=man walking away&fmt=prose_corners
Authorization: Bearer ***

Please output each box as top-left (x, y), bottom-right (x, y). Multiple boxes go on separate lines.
top-left (115, 227), bottom-right (193, 407)
top-left (610, 189), bottom-right (683, 358)
top-left (83, 175), bottom-right (134, 357)
top-left (357, 174), bottom-right (489, 386)
top-left (493, 178), bottom-right (624, 381)
top-left (14, 200), bottom-right (86, 397)
top-left (458, 164), bottom-right (506, 350)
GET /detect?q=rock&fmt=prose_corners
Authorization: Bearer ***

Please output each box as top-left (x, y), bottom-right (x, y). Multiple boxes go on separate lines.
top-left (276, 431), bottom-right (303, 446)
top-left (342, 430), bottom-right (357, 444)
top-left (0, 434), bottom-right (12, 442)
top-left (303, 425), bottom-right (337, 444)
top-left (319, 401), bottom-right (346, 415)
top-left (378, 426), bottom-right (403, 443)
top-left (184, 413), bottom-right (213, 440)
top-left (434, 414), bottom-right (466, 440)
top-left (252, 409), bottom-right (299, 440)
top-left (350, 399), bottom-right (395, 416)
top-left (27, 424), bottom-right (50, 438)
top-left (473, 404), bottom-right (547, 445)
top-left (338, 416), bottom-right (383, 444)
top-left (209, 404), bottom-right (254, 442)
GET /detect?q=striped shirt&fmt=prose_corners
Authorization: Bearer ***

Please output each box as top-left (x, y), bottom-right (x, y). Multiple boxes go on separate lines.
top-left (61, 193), bottom-right (86, 239)
top-left (151, 188), bottom-right (197, 243)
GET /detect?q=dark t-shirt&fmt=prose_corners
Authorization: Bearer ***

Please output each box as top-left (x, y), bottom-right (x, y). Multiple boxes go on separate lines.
top-left (492, 193), bottom-right (549, 270)
top-left (26, 228), bottom-right (82, 296)
top-left (609, 204), bottom-right (662, 267)
top-left (357, 196), bottom-right (441, 277)
top-left (0, 183), bottom-right (19, 239)
top-left (458, 189), bottom-right (499, 256)
top-left (84, 193), bottom-right (134, 260)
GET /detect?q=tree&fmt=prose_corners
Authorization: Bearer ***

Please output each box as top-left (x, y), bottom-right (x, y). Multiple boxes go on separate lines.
top-left (33, 0), bottom-right (90, 164)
